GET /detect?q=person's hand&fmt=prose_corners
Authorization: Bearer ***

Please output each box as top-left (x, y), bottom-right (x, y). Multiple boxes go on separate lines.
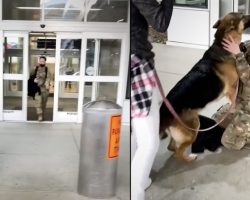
top-left (222, 35), bottom-right (241, 55)
top-left (46, 85), bottom-right (50, 90)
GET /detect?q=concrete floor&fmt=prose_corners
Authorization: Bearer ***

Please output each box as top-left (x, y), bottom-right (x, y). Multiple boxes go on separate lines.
top-left (0, 122), bottom-right (129, 200)
top-left (144, 44), bottom-right (250, 200)
top-left (147, 138), bottom-right (250, 200)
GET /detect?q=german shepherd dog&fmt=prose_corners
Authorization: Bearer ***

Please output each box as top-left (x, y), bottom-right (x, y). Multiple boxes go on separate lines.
top-left (160, 13), bottom-right (250, 162)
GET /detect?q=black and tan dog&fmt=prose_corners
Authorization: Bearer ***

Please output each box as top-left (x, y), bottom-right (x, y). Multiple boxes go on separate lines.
top-left (160, 13), bottom-right (250, 162)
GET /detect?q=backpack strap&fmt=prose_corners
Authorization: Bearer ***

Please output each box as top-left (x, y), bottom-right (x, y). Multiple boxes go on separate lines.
top-left (45, 66), bottom-right (48, 79)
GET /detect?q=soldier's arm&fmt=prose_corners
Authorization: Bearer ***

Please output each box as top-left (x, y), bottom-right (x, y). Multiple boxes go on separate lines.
top-left (45, 69), bottom-right (51, 89)
top-left (235, 52), bottom-right (250, 84)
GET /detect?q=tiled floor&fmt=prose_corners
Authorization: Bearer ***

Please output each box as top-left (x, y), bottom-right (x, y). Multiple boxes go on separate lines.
top-left (0, 122), bottom-right (129, 200)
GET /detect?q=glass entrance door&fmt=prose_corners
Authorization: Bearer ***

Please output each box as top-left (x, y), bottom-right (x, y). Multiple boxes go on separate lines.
top-left (53, 33), bottom-right (82, 122)
top-left (2, 32), bottom-right (28, 121)
top-left (53, 32), bottom-right (128, 123)
top-left (27, 32), bottom-right (56, 121)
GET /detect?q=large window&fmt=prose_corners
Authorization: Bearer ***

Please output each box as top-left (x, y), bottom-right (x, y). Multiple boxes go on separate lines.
top-left (85, 39), bottom-right (121, 76)
top-left (238, 0), bottom-right (250, 14)
top-left (3, 0), bottom-right (41, 20)
top-left (237, 0), bottom-right (250, 33)
top-left (3, 0), bottom-right (128, 22)
top-left (174, 0), bottom-right (208, 9)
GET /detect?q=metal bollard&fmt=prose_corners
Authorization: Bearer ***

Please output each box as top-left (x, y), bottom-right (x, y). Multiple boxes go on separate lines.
top-left (78, 100), bottom-right (122, 199)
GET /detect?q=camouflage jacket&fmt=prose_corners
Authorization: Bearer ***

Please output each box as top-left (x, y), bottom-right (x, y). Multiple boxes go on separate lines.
top-left (212, 43), bottom-right (250, 150)
top-left (30, 66), bottom-right (51, 88)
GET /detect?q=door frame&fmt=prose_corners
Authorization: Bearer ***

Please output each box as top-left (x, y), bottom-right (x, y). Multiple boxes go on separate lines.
top-left (53, 32), bottom-right (128, 123)
top-left (53, 32), bottom-right (83, 122)
top-left (78, 32), bottom-right (128, 123)
top-left (2, 31), bottom-right (28, 121)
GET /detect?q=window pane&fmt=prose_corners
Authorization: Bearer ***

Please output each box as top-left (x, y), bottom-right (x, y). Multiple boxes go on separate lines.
top-left (60, 39), bottom-right (81, 76)
top-left (83, 82), bottom-right (93, 105)
top-left (44, 0), bottom-right (128, 22)
top-left (238, 0), bottom-right (250, 14)
top-left (3, 80), bottom-right (22, 110)
top-left (58, 81), bottom-right (79, 112)
top-left (4, 37), bottom-right (24, 74)
top-left (174, 0), bottom-right (208, 9)
top-left (3, 0), bottom-right (41, 20)
top-left (85, 39), bottom-right (121, 76)
top-left (87, 0), bottom-right (128, 22)
top-left (96, 82), bottom-right (117, 102)
top-left (84, 82), bottom-right (118, 103)
top-left (237, 0), bottom-right (250, 34)
top-left (45, 0), bottom-right (85, 21)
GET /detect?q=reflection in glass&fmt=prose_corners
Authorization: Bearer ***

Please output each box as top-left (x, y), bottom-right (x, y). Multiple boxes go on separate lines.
top-left (174, 0), bottom-right (208, 9)
top-left (3, 0), bottom-right (41, 20)
top-left (45, 0), bottom-right (86, 21)
top-left (87, 0), bottom-right (128, 22)
top-left (84, 82), bottom-right (118, 103)
top-left (83, 82), bottom-right (93, 105)
top-left (58, 81), bottom-right (79, 112)
top-left (238, 0), bottom-right (250, 14)
top-left (85, 39), bottom-right (121, 76)
top-left (3, 80), bottom-right (22, 110)
top-left (60, 39), bottom-right (81, 76)
top-left (96, 82), bottom-right (117, 102)
top-left (44, 0), bottom-right (128, 22)
top-left (3, 0), bottom-right (128, 22)
top-left (238, 0), bottom-right (250, 33)
top-left (4, 37), bottom-right (24, 74)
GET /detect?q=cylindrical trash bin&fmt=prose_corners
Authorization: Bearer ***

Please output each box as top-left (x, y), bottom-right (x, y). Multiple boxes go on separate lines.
top-left (78, 100), bottom-right (122, 199)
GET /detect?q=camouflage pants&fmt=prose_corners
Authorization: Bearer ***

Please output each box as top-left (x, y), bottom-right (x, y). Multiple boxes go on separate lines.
top-left (213, 104), bottom-right (250, 150)
top-left (36, 86), bottom-right (49, 115)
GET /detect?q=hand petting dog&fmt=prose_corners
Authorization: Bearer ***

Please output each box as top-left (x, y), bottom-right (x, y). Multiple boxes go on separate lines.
top-left (222, 35), bottom-right (241, 55)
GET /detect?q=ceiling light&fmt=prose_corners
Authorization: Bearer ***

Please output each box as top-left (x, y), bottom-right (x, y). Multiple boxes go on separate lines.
top-left (17, 7), bottom-right (102, 11)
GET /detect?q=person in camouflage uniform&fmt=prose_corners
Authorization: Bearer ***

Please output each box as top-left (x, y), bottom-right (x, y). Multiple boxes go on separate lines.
top-left (212, 38), bottom-right (250, 150)
top-left (30, 56), bottom-right (51, 121)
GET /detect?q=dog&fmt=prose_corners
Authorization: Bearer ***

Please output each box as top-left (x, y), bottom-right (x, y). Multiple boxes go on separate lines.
top-left (159, 12), bottom-right (250, 162)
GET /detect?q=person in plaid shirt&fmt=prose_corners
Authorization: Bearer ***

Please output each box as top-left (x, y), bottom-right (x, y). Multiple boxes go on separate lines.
top-left (131, 1), bottom-right (174, 200)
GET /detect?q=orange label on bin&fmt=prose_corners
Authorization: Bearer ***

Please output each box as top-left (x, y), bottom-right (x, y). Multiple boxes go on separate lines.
top-left (107, 115), bottom-right (121, 159)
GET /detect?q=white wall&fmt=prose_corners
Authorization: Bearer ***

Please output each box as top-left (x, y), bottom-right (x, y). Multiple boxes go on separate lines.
top-left (168, 8), bottom-right (210, 47)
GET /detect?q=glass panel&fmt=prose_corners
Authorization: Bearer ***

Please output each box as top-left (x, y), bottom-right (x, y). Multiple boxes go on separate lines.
top-left (96, 82), bottom-right (117, 102)
top-left (45, 0), bottom-right (85, 21)
top-left (83, 82), bottom-right (93, 105)
top-left (58, 81), bottom-right (79, 112)
top-left (3, 80), bottom-right (22, 110)
top-left (87, 0), bottom-right (128, 22)
top-left (3, 0), bottom-right (41, 20)
top-left (238, 0), bottom-right (250, 14)
top-left (174, 0), bottom-right (208, 9)
top-left (60, 39), bottom-right (81, 76)
top-left (85, 39), bottom-right (121, 76)
top-left (44, 0), bottom-right (128, 22)
top-left (84, 82), bottom-right (118, 103)
top-left (238, 0), bottom-right (250, 33)
top-left (4, 37), bottom-right (24, 74)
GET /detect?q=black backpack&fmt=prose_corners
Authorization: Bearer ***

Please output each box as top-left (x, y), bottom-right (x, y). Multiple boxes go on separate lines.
top-left (28, 66), bottom-right (48, 100)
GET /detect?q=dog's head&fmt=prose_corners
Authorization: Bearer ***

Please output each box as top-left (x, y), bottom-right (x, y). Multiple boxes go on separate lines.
top-left (213, 12), bottom-right (250, 44)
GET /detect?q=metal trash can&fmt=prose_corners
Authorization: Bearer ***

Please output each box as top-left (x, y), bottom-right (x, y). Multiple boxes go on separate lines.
top-left (78, 100), bottom-right (122, 199)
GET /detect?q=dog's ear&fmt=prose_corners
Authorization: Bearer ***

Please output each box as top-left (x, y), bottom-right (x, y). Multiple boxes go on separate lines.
top-left (213, 19), bottom-right (221, 28)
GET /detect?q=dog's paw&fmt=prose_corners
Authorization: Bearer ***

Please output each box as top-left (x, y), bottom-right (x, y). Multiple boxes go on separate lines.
top-left (186, 154), bottom-right (198, 162)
